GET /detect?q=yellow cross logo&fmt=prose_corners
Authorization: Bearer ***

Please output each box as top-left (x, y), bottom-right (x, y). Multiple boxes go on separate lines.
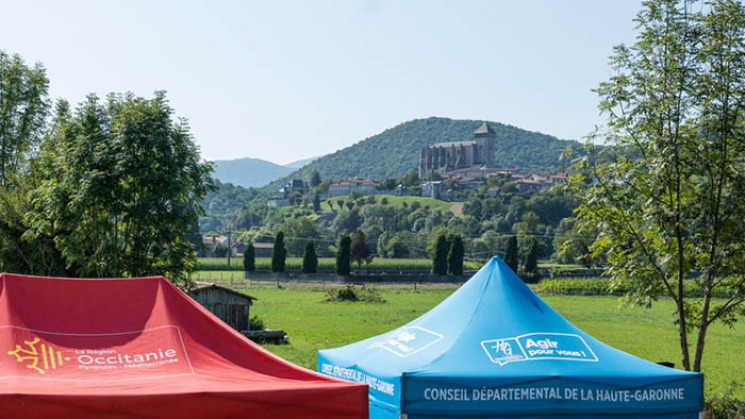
top-left (7, 337), bottom-right (71, 374)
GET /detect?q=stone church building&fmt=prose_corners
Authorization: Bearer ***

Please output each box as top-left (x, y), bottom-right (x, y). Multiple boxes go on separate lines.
top-left (418, 122), bottom-right (496, 179)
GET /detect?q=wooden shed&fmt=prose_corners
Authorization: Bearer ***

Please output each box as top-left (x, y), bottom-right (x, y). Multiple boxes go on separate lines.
top-left (189, 283), bottom-right (257, 332)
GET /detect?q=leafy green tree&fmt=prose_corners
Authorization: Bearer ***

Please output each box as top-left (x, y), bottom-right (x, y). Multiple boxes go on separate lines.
top-left (503, 235), bottom-right (519, 272)
top-left (335, 234), bottom-right (351, 276)
top-left (31, 92), bottom-right (212, 286)
top-left (278, 217), bottom-right (319, 256)
top-left (350, 230), bottom-right (372, 269)
top-left (569, 0), bottom-right (745, 371)
top-left (0, 50), bottom-right (49, 187)
top-left (448, 235), bottom-right (464, 275)
top-left (432, 234), bottom-right (449, 275)
top-left (243, 242), bottom-right (255, 272)
top-left (302, 241), bottom-right (318, 274)
top-left (271, 231), bottom-right (287, 272)
top-left (0, 51), bottom-right (57, 275)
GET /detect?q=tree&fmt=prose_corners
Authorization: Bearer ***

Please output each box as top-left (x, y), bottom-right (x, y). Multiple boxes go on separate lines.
top-left (313, 193), bottom-right (321, 212)
top-left (523, 240), bottom-right (539, 282)
top-left (503, 235), bottom-right (519, 272)
top-left (243, 242), bottom-right (255, 272)
top-left (336, 234), bottom-right (351, 276)
top-left (569, 0), bottom-right (745, 371)
top-left (271, 231), bottom-right (287, 272)
top-left (0, 51), bottom-right (49, 187)
top-left (302, 241), bottom-right (318, 273)
top-left (327, 200), bottom-right (334, 211)
top-left (350, 230), bottom-right (372, 269)
top-left (0, 51), bottom-right (56, 275)
top-left (310, 170), bottom-right (321, 187)
top-left (30, 92), bottom-right (213, 287)
top-left (448, 235), bottom-right (464, 275)
top-left (432, 234), bottom-right (449, 275)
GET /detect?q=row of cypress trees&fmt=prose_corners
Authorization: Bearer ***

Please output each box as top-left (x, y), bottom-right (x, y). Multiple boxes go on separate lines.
top-left (244, 232), bottom-right (535, 278)
top-left (431, 235), bottom-right (465, 276)
top-left (242, 232), bottom-right (343, 275)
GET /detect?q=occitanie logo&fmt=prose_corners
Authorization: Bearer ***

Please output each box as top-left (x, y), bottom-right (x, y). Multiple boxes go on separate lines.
top-left (7, 337), bottom-right (71, 374)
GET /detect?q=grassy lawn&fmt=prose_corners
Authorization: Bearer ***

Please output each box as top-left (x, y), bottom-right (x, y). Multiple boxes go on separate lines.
top-left (319, 195), bottom-right (454, 213)
top-left (230, 283), bottom-right (745, 400)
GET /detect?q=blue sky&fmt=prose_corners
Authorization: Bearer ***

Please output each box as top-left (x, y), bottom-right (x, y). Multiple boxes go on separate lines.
top-left (2, 0), bottom-right (640, 165)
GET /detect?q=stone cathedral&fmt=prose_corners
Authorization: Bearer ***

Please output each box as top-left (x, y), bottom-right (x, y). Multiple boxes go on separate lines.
top-left (418, 122), bottom-right (496, 179)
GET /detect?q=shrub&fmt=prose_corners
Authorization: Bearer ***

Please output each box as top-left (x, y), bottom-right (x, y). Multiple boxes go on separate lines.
top-left (249, 315), bottom-right (265, 331)
top-left (324, 284), bottom-right (386, 303)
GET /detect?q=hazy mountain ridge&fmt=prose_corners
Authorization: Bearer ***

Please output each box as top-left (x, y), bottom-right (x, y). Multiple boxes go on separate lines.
top-left (211, 157), bottom-right (295, 188)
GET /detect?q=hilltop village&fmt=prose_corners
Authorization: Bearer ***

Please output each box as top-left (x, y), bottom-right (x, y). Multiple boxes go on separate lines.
top-left (267, 123), bottom-right (567, 208)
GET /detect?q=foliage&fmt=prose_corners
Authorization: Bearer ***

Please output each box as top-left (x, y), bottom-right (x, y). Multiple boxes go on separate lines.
top-left (350, 230), bottom-right (372, 269)
top-left (243, 242), bottom-right (255, 272)
top-left (323, 284), bottom-right (386, 303)
top-left (310, 170), bottom-right (321, 187)
top-left (249, 315), bottom-right (265, 331)
top-left (198, 257), bottom-right (480, 272)
top-left (271, 231), bottom-right (287, 272)
top-left (0, 50), bottom-right (49, 187)
top-left (301, 241), bottom-right (318, 274)
top-left (276, 217), bottom-right (320, 257)
top-left (568, 0), bottom-right (745, 371)
top-left (29, 92), bottom-right (212, 286)
top-left (199, 180), bottom-right (265, 233)
top-left (447, 235), bottom-right (464, 275)
top-left (431, 234), bottom-right (449, 275)
top-left (335, 235), bottom-right (351, 276)
top-left (523, 240), bottom-right (540, 282)
top-left (503, 235), bottom-right (519, 272)
top-left (264, 117), bottom-right (580, 192)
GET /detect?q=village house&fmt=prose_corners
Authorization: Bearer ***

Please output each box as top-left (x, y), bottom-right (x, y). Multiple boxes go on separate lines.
top-left (327, 179), bottom-right (378, 197)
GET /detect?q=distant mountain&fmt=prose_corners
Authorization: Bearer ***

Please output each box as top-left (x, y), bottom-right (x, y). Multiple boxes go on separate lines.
top-left (211, 157), bottom-right (294, 188)
top-left (265, 117), bottom-right (579, 191)
top-left (285, 155), bottom-right (324, 169)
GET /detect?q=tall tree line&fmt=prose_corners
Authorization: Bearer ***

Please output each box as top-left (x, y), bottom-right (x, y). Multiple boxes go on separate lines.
top-left (0, 51), bottom-right (212, 287)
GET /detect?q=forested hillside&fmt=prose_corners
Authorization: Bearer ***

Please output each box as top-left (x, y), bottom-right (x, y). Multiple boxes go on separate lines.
top-left (265, 117), bottom-right (577, 190)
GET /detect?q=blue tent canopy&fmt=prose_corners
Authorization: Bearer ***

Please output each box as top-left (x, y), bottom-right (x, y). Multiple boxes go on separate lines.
top-left (318, 256), bottom-right (703, 419)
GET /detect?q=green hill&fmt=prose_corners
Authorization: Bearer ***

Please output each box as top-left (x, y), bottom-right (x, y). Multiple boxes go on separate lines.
top-left (265, 117), bottom-right (578, 191)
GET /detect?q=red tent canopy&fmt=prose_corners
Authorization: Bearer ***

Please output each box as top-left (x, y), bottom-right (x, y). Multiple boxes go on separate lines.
top-left (0, 273), bottom-right (367, 419)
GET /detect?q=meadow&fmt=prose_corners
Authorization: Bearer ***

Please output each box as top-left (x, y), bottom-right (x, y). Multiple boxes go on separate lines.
top-left (228, 282), bottom-right (745, 400)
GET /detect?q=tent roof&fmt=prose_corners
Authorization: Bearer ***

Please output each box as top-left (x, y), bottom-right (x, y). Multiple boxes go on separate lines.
top-left (0, 274), bottom-right (366, 419)
top-left (318, 257), bottom-right (702, 418)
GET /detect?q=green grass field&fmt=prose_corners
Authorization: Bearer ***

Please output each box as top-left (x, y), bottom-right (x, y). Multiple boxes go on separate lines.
top-left (229, 283), bottom-right (745, 400)
top-left (319, 195), bottom-right (454, 213)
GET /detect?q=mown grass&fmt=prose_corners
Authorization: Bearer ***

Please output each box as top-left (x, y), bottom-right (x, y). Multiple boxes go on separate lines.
top-left (319, 195), bottom-right (454, 213)
top-left (197, 257), bottom-right (481, 271)
top-left (228, 282), bottom-right (745, 400)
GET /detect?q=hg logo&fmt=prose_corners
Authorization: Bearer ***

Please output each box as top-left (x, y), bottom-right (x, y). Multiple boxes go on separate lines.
top-left (480, 337), bottom-right (526, 365)
top-left (7, 337), bottom-right (70, 374)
